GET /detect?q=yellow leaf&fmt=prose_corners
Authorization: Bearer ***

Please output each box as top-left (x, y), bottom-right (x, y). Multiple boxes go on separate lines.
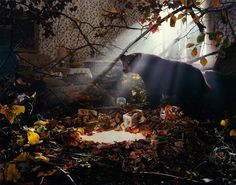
top-left (77, 127), bottom-right (85, 135)
top-left (229, 129), bottom-right (236, 137)
top-left (14, 152), bottom-right (30, 162)
top-left (34, 120), bottom-right (48, 125)
top-left (27, 131), bottom-right (40, 145)
top-left (35, 153), bottom-right (49, 163)
top-left (213, 0), bottom-right (221, 8)
top-left (200, 57), bottom-right (207, 66)
top-left (132, 90), bottom-right (137, 96)
top-left (177, 13), bottom-right (185, 19)
top-left (220, 119), bottom-right (228, 127)
top-left (0, 105), bottom-right (15, 123)
top-left (191, 47), bottom-right (198, 57)
top-left (186, 43), bottom-right (195, 48)
top-left (6, 164), bottom-right (21, 183)
top-left (132, 74), bottom-right (141, 80)
top-left (12, 105), bottom-right (25, 116)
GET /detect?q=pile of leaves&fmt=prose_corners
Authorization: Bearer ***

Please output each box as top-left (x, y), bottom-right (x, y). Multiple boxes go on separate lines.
top-left (0, 94), bottom-right (236, 185)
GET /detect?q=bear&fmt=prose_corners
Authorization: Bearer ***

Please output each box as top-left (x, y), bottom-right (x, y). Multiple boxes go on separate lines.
top-left (203, 70), bottom-right (236, 116)
top-left (120, 53), bottom-right (210, 116)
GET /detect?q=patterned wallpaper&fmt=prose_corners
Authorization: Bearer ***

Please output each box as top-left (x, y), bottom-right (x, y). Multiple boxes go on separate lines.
top-left (214, 5), bottom-right (236, 44)
top-left (38, 0), bottom-right (137, 61)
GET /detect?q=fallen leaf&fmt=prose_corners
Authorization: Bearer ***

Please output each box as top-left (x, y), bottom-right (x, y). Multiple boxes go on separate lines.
top-left (12, 105), bottom-right (25, 116)
top-left (220, 119), bottom-right (228, 127)
top-left (6, 164), bottom-right (21, 183)
top-left (229, 129), bottom-right (236, 137)
top-left (0, 105), bottom-right (15, 123)
top-left (14, 152), bottom-right (30, 162)
top-left (27, 131), bottom-right (40, 145)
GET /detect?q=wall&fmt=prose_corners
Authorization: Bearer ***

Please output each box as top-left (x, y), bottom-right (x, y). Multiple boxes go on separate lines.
top-left (38, 0), bottom-right (136, 61)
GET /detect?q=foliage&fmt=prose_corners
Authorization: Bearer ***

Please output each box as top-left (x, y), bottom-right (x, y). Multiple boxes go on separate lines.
top-left (120, 73), bottom-right (147, 104)
top-left (0, 98), bottom-right (236, 184)
top-left (101, 0), bottom-right (235, 66)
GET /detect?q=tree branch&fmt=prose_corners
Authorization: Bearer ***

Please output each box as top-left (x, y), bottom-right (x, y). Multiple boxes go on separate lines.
top-left (92, 6), bottom-right (187, 84)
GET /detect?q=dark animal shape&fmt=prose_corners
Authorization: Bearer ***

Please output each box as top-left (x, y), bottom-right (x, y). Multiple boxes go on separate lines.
top-left (204, 70), bottom-right (236, 116)
top-left (120, 53), bottom-right (210, 114)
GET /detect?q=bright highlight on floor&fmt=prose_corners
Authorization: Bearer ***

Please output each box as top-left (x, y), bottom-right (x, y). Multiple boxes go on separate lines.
top-left (80, 130), bottom-right (146, 144)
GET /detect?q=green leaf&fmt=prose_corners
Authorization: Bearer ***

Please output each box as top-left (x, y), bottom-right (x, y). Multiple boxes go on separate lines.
top-left (222, 37), bottom-right (230, 48)
top-left (209, 32), bottom-right (216, 40)
top-left (197, 33), bottom-right (205, 43)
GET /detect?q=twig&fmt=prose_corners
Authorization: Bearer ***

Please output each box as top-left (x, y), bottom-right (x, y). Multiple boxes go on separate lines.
top-left (55, 12), bottom-right (103, 55)
top-left (139, 171), bottom-right (204, 184)
top-left (39, 176), bottom-right (45, 185)
top-left (222, 5), bottom-right (236, 42)
top-left (91, 6), bottom-right (188, 85)
top-left (56, 166), bottom-right (77, 185)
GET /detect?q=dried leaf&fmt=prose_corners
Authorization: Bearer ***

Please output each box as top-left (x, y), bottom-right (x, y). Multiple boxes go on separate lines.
top-left (35, 153), bottom-right (49, 163)
top-left (0, 105), bottom-right (15, 123)
top-left (191, 47), bottom-right (198, 57)
top-left (185, 8), bottom-right (192, 13)
top-left (213, 0), bottom-right (221, 8)
top-left (220, 119), bottom-right (228, 127)
top-left (177, 13), bottom-right (185, 19)
top-left (34, 120), bottom-right (48, 125)
top-left (37, 169), bottom-right (57, 177)
top-left (12, 105), bottom-right (25, 116)
top-left (200, 57), bottom-right (207, 66)
top-left (170, 14), bottom-right (177, 27)
top-left (186, 43), bottom-right (194, 48)
top-left (229, 129), bottom-right (236, 137)
top-left (14, 152), bottom-right (30, 162)
top-left (6, 164), bottom-right (21, 183)
top-left (27, 131), bottom-right (40, 145)
top-left (180, 0), bottom-right (187, 6)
